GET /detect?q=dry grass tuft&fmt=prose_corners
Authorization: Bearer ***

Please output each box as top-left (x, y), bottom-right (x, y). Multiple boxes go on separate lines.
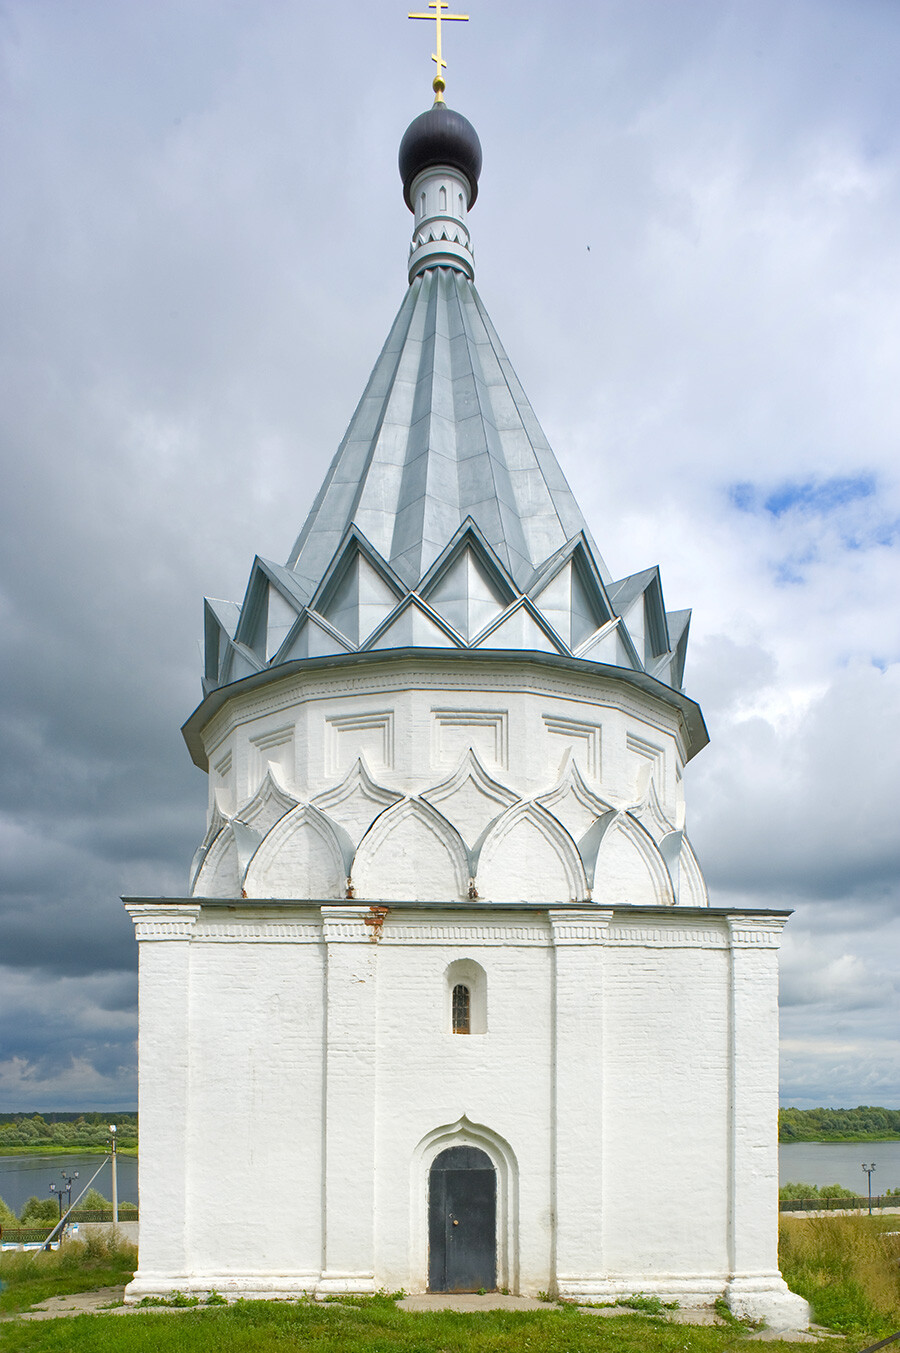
top-left (780, 1213), bottom-right (900, 1334)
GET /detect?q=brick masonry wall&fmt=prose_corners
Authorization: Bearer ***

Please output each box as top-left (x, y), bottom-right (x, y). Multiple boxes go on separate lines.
top-left (127, 905), bottom-right (785, 1301)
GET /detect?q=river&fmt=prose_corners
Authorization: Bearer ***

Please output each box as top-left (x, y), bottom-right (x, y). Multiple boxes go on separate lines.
top-left (780, 1141), bottom-right (900, 1193)
top-left (0, 1153), bottom-right (138, 1219)
top-left (1, 1143), bottom-right (898, 1218)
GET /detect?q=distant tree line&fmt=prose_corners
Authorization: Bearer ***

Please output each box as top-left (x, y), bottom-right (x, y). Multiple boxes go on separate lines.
top-left (0, 1113), bottom-right (137, 1150)
top-left (5, 1107), bottom-right (898, 1148)
top-left (779, 1106), bottom-right (900, 1142)
top-left (0, 1187), bottom-right (137, 1228)
top-left (780, 1181), bottom-right (900, 1201)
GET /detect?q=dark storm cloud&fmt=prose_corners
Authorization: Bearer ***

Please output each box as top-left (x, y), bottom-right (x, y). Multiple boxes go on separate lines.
top-left (0, 965), bottom-right (137, 1110)
top-left (689, 660), bottom-right (900, 899)
top-left (2, 0), bottom-right (899, 1108)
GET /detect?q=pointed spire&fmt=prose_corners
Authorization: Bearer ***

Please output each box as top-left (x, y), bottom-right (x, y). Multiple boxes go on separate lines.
top-left (191, 90), bottom-right (702, 742)
top-left (399, 103), bottom-right (481, 281)
top-left (285, 269), bottom-right (602, 595)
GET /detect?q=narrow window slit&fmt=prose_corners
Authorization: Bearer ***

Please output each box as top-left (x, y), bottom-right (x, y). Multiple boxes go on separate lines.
top-left (452, 983), bottom-right (471, 1034)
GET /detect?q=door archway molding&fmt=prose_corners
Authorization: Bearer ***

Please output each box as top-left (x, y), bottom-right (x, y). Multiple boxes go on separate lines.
top-left (410, 1116), bottom-right (518, 1293)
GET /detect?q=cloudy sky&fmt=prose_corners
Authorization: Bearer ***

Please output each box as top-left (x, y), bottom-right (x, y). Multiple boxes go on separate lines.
top-left (1, 0), bottom-right (898, 1113)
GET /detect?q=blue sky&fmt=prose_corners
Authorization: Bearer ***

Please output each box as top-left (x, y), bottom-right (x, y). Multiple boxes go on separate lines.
top-left (0, 0), bottom-right (898, 1111)
top-left (730, 475), bottom-right (877, 519)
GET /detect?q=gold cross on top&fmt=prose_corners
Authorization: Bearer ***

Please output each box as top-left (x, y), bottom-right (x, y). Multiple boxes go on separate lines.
top-left (408, 1), bottom-right (469, 103)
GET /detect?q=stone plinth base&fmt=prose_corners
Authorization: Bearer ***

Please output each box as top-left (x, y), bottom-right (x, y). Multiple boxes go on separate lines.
top-left (556, 1273), bottom-right (809, 1332)
top-left (724, 1274), bottom-right (811, 1330)
top-left (124, 1272), bottom-right (320, 1304)
top-left (315, 1271), bottom-right (378, 1297)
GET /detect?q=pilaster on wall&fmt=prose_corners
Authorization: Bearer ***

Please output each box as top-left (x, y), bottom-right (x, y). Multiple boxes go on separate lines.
top-left (550, 909), bottom-right (613, 1297)
top-left (125, 904), bottom-right (200, 1280)
top-left (726, 915), bottom-right (785, 1280)
top-left (318, 906), bottom-right (379, 1295)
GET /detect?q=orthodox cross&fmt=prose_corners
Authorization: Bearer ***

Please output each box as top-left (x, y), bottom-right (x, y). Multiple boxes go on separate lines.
top-left (408, 1), bottom-right (469, 103)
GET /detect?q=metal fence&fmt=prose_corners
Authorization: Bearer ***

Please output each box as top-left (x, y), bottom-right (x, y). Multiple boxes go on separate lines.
top-left (1, 1208), bottom-right (138, 1243)
top-left (69, 1208), bottom-right (138, 1222)
top-left (780, 1195), bottom-right (895, 1211)
top-left (0, 1227), bottom-right (58, 1244)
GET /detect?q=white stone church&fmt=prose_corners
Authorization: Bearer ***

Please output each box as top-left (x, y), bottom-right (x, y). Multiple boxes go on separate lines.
top-left (124, 86), bottom-right (808, 1328)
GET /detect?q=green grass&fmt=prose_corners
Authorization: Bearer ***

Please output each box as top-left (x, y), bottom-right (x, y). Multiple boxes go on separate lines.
top-left (780, 1212), bottom-right (900, 1337)
top-left (4, 1219), bottom-right (900, 1352)
top-left (0, 1296), bottom-right (844, 1353)
top-left (0, 1234), bottom-right (137, 1316)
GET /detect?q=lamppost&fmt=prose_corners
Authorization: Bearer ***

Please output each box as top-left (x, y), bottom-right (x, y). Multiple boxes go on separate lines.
top-left (109, 1124), bottom-right (118, 1225)
top-left (49, 1171), bottom-right (79, 1221)
top-left (862, 1163), bottom-right (876, 1215)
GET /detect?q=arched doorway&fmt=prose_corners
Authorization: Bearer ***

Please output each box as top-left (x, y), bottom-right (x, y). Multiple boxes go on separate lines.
top-left (428, 1145), bottom-right (497, 1292)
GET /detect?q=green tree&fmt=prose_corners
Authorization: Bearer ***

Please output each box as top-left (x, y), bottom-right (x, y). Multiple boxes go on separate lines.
top-left (820, 1183), bottom-right (858, 1199)
top-left (780, 1181), bottom-right (820, 1201)
top-left (0, 1194), bottom-right (18, 1228)
top-left (19, 1195), bottom-right (58, 1224)
top-left (80, 1187), bottom-right (111, 1210)
top-left (779, 1105), bottom-right (900, 1142)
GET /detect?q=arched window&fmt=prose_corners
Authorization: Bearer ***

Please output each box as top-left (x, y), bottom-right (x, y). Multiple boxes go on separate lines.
top-left (452, 983), bottom-right (471, 1034)
top-left (445, 960), bottom-right (486, 1034)
top-left (439, 184), bottom-right (447, 211)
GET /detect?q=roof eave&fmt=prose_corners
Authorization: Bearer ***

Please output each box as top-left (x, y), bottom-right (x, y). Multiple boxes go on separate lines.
top-left (123, 897), bottom-right (791, 921)
top-left (181, 648), bottom-right (709, 772)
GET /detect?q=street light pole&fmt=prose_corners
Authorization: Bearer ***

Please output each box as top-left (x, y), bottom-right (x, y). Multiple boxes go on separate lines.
top-left (49, 1172), bottom-right (79, 1224)
top-left (109, 1124), bottom-right (118, 1225)
top-left (862, 1163), bottom-right (876, 1215)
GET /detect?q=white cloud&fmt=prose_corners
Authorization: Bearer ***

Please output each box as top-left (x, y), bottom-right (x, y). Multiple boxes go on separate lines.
top-left (690, 659), bottom-right (900, 898)
top-left (1, 0), bottom-right (898, 1109)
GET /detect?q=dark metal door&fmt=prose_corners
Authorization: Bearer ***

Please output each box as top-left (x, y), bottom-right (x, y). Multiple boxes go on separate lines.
top-left (428, 1145), bottom-right (497, 1292)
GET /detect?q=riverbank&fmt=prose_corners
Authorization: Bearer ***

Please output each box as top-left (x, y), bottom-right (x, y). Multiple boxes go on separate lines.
top-left (0, 1145), bottom-right (137, 1157)
top-left (0, 1152), bottom-right (140, 1218)
top-left (781, 1135), bottom-right (900, 1144)
top-left (779, 1108), bottom-right (900, 1144)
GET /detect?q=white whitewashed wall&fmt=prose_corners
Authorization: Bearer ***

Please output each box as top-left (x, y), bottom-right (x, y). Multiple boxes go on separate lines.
top-left (190, 661), bottom-right (704, 910)
top-left (125, 901), bottom-right (807, 1327)
top-left (126, 656), bottom-right (807, 1328)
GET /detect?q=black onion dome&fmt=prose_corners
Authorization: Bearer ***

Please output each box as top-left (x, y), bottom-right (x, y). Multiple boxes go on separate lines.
top-left (399, 104), bottom-right (483, 210)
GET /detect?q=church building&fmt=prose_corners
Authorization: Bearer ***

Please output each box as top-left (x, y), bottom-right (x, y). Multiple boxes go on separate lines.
top-left (124, 42), bottom-right (808, 1328)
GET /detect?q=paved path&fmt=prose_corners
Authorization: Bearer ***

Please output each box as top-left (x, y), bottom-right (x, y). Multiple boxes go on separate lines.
top-left (2, 1285), bottom-right (833, 1340)
top-left (782, 1207), bottom-right (900, 1219)
top-left (399, 1294), bottom-right (831, 1339)
top-left (400, 1293), bottom-right (554, 1312)
top-left (2, 1288), bottom-right (126, 1322)
top-left (1, 1288), bottom-right (191, 1322)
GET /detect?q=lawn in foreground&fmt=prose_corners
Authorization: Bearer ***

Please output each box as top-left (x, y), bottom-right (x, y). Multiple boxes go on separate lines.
top-left (0, 1235), bottom-right (137, 1316)
top-left (5, 1214), bottom-right (900, 1352)
top-left (0, 1298), bottom-right (860, 1353)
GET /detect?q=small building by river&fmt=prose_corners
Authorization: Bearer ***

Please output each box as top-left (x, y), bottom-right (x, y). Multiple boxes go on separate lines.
top-left (122, 47), bottom-right (807, 1333)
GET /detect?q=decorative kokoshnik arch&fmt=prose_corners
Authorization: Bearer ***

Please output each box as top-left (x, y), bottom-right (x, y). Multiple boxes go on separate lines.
top-left (352, 798), bottom-right (470, 902)
top-left (188, 742), bottom-right (697, 908)
top-left (475, 801), bottom-right (589, 904)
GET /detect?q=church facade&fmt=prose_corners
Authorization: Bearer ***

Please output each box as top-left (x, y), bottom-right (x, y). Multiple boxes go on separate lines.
top-left (124, 91), bottom-right (808, 1328)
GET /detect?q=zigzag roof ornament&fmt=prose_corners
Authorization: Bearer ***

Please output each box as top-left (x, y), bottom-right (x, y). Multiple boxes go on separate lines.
top-left (185, 91), bottom-right (707, 766)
